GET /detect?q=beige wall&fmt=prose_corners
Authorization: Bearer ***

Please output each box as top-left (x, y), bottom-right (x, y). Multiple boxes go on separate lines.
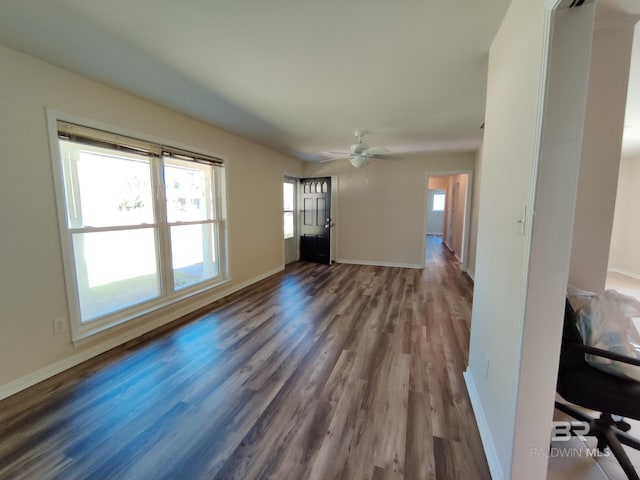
top-left (0, 45), bottom-right (303, 393)
top-left (467, 1), bottom-right (597, 478)
top-left (467, 0), bottom-right (548, 473)
top-left (609, 155), bottom-right (640, 276)
top-left (303, 153), bottom-right (475, 267)
top-left (428, 176), bottom-right (448, 189)
top-left (569, 23), bottom-right (635, 293)
top-left (467, 147), bottom-right (483, 279)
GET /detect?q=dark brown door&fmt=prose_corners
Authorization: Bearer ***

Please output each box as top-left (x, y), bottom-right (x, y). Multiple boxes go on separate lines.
top-left (300, 177), bottom-right (331, 265)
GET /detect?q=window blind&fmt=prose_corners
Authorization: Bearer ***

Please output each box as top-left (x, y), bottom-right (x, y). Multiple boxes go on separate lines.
top-left (57, 121), bottom-right (224, 166)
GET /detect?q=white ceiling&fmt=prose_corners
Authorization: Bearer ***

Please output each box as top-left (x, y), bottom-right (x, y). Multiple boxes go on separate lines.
top-left (0, 0), bottom-right (638, 161)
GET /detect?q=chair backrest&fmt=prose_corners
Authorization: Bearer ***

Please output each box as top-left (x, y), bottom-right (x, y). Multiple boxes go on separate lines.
top-left (559, 299), bottom-right (587, 369)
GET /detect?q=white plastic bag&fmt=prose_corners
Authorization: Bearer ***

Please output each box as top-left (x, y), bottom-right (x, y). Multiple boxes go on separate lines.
top-left (575, 289), bottom-right (640, 382)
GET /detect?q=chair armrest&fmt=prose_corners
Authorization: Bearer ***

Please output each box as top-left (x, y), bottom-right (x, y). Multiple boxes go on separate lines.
top-left (567, 343), bottom-right (640, 367)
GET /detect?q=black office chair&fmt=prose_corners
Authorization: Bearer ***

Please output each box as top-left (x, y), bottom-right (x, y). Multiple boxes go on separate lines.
top-left (556, 299), bottom-right (640, 480)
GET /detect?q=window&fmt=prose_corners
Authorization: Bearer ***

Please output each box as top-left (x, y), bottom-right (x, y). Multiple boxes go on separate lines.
top-left (432, 192), bottom-right (446, 212)
top-left (283, 180), bottom-right (295, 239)
top-left (52, 119), bottom-right (227, 340)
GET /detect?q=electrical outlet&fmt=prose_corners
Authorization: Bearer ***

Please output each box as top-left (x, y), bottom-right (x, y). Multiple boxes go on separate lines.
top-left (53, 317), bottom-right (67, 335)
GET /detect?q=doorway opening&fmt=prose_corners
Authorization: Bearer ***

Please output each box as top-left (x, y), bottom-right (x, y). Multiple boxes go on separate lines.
top-left (284, 175), bottom-right (337, 267)
top-left (299, 176), bottom-right (333, 265)
top-left (424, 172), bottom-right (472, 271)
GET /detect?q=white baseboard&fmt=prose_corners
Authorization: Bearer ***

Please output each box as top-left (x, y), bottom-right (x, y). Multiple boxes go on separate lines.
top-left (336, 258), bottom-right (423, 269)
top-left (466, 270), bottom-right (476, 282)
top-left (426, 231), bottom-right (444, 236)
top-left (608, 267), bottom-right (640, 281)
top-left (0, 265), bottom-right (284, 401)
top-left (464, 368), bottom-right (504, 480)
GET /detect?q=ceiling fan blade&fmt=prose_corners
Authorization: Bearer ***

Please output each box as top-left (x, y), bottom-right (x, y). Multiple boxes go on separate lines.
top-left (319, 157), bottom-right (348, 163)
top-left (363, 146), bottom-right (390, 155)
top-left (370, 154), bottom-right (402, 160)
top-left (321, 150), bottom-right (350, 156)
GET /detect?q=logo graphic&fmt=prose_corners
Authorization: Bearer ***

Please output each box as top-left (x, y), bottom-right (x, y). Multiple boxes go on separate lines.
top-left (528, 421), bottom-right (611, 458)
top-left (551, 420), bottom-right (589, 441)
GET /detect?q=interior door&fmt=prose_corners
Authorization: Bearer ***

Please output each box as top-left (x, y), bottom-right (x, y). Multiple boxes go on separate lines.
top-left (300, 177), bottom-right (331, 265)
top-left (427, 189), bottom-right (446, 235)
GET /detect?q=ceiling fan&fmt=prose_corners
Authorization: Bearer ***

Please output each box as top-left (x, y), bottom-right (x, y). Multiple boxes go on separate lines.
top-left (321, 131), bottom-right (397, 168)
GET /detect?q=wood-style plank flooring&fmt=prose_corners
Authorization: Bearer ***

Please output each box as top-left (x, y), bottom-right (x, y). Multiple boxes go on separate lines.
top-left (0, 236), bottom-right (490, 479)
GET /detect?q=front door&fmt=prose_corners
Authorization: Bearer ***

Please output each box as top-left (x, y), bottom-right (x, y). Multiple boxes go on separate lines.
top-left (300, 177), bottom-right (331, 265)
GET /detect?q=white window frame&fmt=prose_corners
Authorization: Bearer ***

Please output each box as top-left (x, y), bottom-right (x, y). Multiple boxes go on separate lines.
top-left (283, 178), bottom-right (296, 240)
top-left (47, 110), bottom-right (229, 342)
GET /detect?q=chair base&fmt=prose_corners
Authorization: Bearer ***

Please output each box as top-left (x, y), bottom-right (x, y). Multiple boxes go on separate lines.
top-left (555, 401), bottom-right (640, 480)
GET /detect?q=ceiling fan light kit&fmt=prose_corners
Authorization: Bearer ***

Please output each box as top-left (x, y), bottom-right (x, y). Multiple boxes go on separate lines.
top-left (350, 154), bottom-right (368, 168)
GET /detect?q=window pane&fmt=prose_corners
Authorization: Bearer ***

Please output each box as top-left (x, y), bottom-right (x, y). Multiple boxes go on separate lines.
top-left (432, 193), bottom-right (445, 212)
top-left (165, 157), bottom-right (213, 223)
top-left (283, 182), bottom-right (294, 211)
top-left (171, 223), bottom-right (219, 290)
top-left (284, 212), bottom-right (294, 239)
top-left (60, 140), bottom-right (154, 228)
top-left (72, 228), bottom-right (160, 322)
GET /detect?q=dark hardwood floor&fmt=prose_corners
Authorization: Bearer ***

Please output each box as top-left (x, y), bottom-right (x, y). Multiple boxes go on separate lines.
top-left (0, 236), bottom-right (490, 479)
